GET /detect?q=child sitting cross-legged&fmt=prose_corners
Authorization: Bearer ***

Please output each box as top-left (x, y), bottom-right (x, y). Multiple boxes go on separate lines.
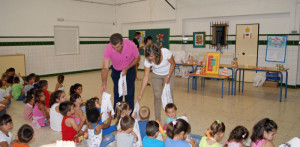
top-left (138, 106), bottom-right (150, 140)
top-left (86, 108), bottom-right (112, 147)
top-left (142, 121), bottom-right (165, 147)
top-left (116, 116), bottom-right (139, 147)
top-left (59, 101), bottom-right (86, 141)
top-left (199, 120), bottom-right (225, 147)
top-left (12, 124), bottom-right (34, 147)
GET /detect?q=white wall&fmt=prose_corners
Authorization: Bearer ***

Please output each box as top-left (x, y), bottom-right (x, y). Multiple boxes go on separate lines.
top-left (115, 0), bottom-right (300, 86)
top-left (0, 0), bottom-right (115, 75)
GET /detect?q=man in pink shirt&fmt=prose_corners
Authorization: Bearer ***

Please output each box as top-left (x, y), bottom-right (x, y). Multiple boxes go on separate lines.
top-left (101, 33), bottom-right (140, 111)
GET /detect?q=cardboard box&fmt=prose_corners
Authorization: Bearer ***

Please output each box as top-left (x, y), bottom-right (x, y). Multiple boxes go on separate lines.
top-left (263, 81), bottom-right (278, 87)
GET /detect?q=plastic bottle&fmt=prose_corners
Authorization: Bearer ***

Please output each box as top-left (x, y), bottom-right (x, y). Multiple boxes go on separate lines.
top-left (188, 55), bottom-right (191, 64)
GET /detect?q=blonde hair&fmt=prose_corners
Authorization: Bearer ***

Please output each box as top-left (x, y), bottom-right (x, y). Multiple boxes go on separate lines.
top-left (115, 101), bottom-right (129, 126)
top-left (139, 106), bottom-right (150, 120)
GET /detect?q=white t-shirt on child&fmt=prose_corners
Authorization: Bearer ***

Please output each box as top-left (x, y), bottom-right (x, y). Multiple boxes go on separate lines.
top-left (0, 89), bottom-right (7, 101)
top-left (144, 48), bottom-right (172, 75)
top-left (0, 131), bottom-right (12, 146)
top-left (50, 103), bottom-right (63, 132)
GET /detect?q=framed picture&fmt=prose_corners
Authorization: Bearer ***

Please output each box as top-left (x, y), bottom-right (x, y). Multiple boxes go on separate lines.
top-left (205, 52), bottom-right (221, 74)
top-left (193, 32), bottom-right (206, 48)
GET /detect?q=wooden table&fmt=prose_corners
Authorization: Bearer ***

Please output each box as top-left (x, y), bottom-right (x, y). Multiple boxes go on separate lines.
top-left (234, 65), bottom-right (289, 102)
top-left (187, 73), bottom-right (230, 98)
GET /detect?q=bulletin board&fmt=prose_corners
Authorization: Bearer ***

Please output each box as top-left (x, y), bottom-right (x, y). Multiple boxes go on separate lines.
top-left (129, 28), bottom-right (170, 55)
top-left (0, 54), bottom-right (26, 76)
top-left (205, 52), bottom-right (220, 75)
top-left (265, 35), bottom-right (287, 63)
top-left (54, 26), bottom-right (79, 55)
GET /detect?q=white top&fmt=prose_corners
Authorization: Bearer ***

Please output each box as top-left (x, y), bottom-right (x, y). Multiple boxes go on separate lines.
top-left (144, 48), bottom-right (172, 75)
top-left (57, 84), bottom-right (64, 91)
top-left (0, 89), bottom-right (7, 101)
top-left (0, 131), bottom-right (12, 146)
top-left (50, 103), bottom-right (63, 132)
top-left (87, 124), bottom-right (102, 147)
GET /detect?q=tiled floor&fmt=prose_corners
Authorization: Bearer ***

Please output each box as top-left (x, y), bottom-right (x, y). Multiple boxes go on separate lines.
top-left (7, 71), bottom-right (300, 146)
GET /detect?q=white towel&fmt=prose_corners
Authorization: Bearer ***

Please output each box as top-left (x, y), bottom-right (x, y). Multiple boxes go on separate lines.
top-left (101, 92), bottom-right (115, 122)
top-left (118, 72), bottom-right (127, 97)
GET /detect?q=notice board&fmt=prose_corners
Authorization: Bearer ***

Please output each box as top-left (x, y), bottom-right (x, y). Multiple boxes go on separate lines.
top-left (129, 28), bottom-right (170, 55)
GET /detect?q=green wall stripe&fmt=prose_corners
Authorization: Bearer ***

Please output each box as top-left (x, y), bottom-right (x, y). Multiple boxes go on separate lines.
top-left (80, 41), bottom-right (109, 44)
top-left (169, 40), bottom-right (299, 46)
top-left (0, 41), bottom-right (54, 46)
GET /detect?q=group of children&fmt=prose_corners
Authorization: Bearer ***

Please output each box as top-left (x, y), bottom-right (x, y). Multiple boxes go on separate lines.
top-left (0, 68), bottom-right (279, 147)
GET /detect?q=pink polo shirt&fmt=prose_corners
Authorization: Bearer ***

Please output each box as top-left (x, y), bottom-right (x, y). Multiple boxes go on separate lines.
top-left (104, 39), bottom-right (140, 70)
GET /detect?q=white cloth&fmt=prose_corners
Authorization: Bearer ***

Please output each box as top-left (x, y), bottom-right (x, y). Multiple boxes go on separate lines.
top-left (50, 103), bottom-right (63, 132)
top-left (57, 84), bottom-right (64, 91)
top-left (101, 92), bottom-right (115, 122)
top-left (0, 131), bottom-right (12, 146)
top-left (117, 118), bottom-right (142, 147)
top-left (132, 102), bottom-right (140, 121)
top-left (161, 83), bottom-right (173, 110)
top-left (279, 137), bottom-right (300, 147)
top-left (87, 124), bottom-right (103, 147)
top-left (144, 48), bottom-right (172, 75)
top-left (118, 72), bottom-right (127, 97)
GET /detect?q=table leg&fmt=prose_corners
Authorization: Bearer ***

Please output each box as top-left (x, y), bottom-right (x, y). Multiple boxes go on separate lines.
top-left (231, 68), bottom-right (234, 95)
top-left (234, 69), bottom-right (239, 95)
top-left (228, 78), bottom-right (230, 95)
top-left (242, 69), bottom-right (245, 93)
top-left (279, 72), bottom-right (283, 102)
top-left (285, 71), bottom-right (288, 98)
top-left (195, 77), bottom-right (197, 90)
top-left (187, 76), bottom-right (190, 93)
top-left (222, 79), bottom-right (223, 98)
top-left (238, 69), bottom-right (241, 92)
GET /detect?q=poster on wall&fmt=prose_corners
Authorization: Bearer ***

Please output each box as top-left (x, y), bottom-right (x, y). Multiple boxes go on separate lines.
top-left (193, 32), bottom-right (205, 48)
top-left (137, 31), bottom-right (146, 47)
top-left (243, 26), bottom-right (252, 39)
top-left (265, 35), bottom-right (287, 63)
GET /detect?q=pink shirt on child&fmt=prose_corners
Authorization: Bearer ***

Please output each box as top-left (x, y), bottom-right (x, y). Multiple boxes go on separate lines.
top-left (104, 39), bottom-right (139, 71)
top-left (24, 103), bottom-right (33, 120)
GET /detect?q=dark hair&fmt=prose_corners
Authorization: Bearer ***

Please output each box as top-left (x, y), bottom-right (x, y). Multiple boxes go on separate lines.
top-left (134, 32), bottom-right (141, 37)
top-left (144, 36), bottom-right (153, 44)
top-left (26, 73), bottom-right (35, 82)
top-left (33, 89), bottom-right (45, 107)
top-left (0, 114), bottom-right (12, 126)
top-left (49, 90), bottom-right (64, 107)
top-left (146, 121), bottom-right (159, 137)
top-left (250, 118), bottom-right (278, 143)
top-left (110, 33), bottom-right (123, 45)
top-left (13, 77), bottom-right (20, 83)
top-left (6, 68), bottom-right (15, 73)
top-left (1, 73), bottom-right (8, 80)
top-left (86, 97), bottom-right (99, 113)
top-left (166, 119), bottom-right (191, 139)
top-left (115, 101), bottom-right (129, 126)
top-left (25, 88), bottom-right (38, 104)
top-left (38, 80), bottom-right (48, 89)
top-left (165, 103), bottom-right (177, 112)
top-left (120, 116), bottom-right (135, 131)
top-left (70, 93), bottom-right (81, 103)
top-left (17, 124), bottom-right (34, 143)
top-left (7, 76), bottom-right (14, 84)
top-left (34, 75), bottom-right (40, 83)
top-left (208, 120), bottom-right (226, 137)
top-left (227, 126), bottom-right (249, 143)
top-left (57, 74), bottom-right (64, 84)
top-left (145, 43), bottom-right (162, 65)
top-left (69, 83), bottom-right (82, 95)
top-left (59, 101), bottom-right (74, 116)
top-left (86, 108), bottom-right (100, 123)
top-left (0, 80), bottom-right (2, 87)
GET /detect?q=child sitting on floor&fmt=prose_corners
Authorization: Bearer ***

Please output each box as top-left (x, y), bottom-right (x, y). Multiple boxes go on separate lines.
top-left (0, 81), bottom-right (9, 111)
top-left (59, 101), bottom-right (86, 141)
top-left (32, 89), bottom-right (49, 128)
top-left (12, 124), bottom-right (34, 147)
top-left (49, 90), bottom-right (66, 132)
top-left (55, 74), bottom-right (64, 91)
top-left (142, 120), bottom-right (165, 147)
top-left (165, 119), bottom-right (196, 147)
top-left (23, 73), bottom-right (35, 97)
top-left (225, 126), bottom-right (249, 147)
top-left (138, 106), bottom-right (150, 140)
top-left (39, 80), bottom-right (51, 108)
top-left (86, 108), bottom-right (112, 147)
top-left (116, 116), bottom-right (138, 147)
top-left (250, 118), bottom-right (278, 147)
top-left (24, 88), bottom-right (37, 120)
top-left (0, 114), bottom-right (13, 147)
top-left (70, 93), bottom-right (86, 132)
top-left (10, 77), bottom-right (23, 101)
top-left (33, 75), bottom-right (40, 88)
top-left (199, 120), bottom-right (225, 147)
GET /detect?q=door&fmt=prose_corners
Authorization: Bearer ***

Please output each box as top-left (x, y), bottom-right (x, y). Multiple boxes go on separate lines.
top-left (236, 24), bottom-right (259, 82)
